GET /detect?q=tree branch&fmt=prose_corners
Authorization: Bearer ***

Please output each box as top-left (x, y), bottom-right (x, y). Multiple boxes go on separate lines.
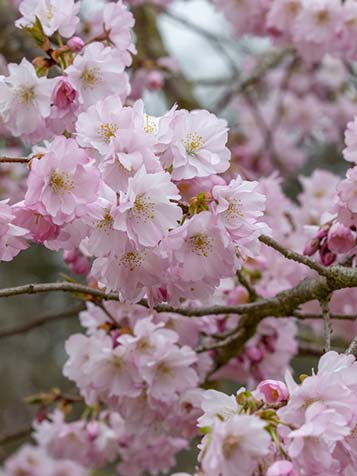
top-left (0, 304), bottom-right (85, 339)
top-left (259, 235), bottom-right (329, 277)
top-left (0, 157), bottom-right (30, 164)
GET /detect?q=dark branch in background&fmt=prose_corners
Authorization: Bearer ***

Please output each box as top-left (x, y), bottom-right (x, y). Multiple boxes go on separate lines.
top-left (0, 157), bottom-right (30, 164)
top-left (346, 336), bottom-right (357, 356)
top-left (133, 5), bottom-right (201, 110)
top-left (0, 427), bottom-right (32, 446)
top-left (215, 47), bottom-right (294, 113)
top-left (0, 304), bottom-right (85, 339)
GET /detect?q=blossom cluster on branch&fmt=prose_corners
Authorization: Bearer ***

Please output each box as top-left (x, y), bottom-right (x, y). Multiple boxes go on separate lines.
top-left (2, 0), bottom-right (357, 476)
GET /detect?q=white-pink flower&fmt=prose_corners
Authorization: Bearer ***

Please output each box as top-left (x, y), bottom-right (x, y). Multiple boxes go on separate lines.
top-left (0, 59), bottom-right (54, 138)
top-left (25, 136), bottom-right (100, 225)
top-left (66, 43), bottom-right (130, 108)
top-left (160, 109), bottom-right (230, 180)
top-left (113, 168), bottom-right (182, 247)
top-left (16, 0), bottom-right (80, 37)
top-left (199, 414), bottom-right (271, 476)
top-left (0, 199), bottom-right (28, 261)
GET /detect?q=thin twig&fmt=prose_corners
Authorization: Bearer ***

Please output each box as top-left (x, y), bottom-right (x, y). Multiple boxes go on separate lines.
top-left (236, 270), bottom-right (258, 302)
top-left (0, 304), bottom-right (85, 339)
top-left (0, 157), bottom-right (30, 164)
top-left (293, 311), bottom-right (357, 321)
top-left (321, 296), bottom-right (332, 352)
top-left (259, 235), bottom-right (329, 277)
top-left (0, 427), bottom-right (32, 446)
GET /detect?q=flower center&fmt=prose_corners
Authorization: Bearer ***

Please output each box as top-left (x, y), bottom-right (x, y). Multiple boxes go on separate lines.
top-left (316, 10), bottom-right (329, 25)
top-left (222, 434), bottom-right (241, 458)
top-left (97, 123), bottom-right (119, 143)
top-left (187, 233), bottom-right (213, 257)
top-left (96, 210), bottom-right (113, 232)
top-left (224, 199), bottom-right (244, 223)
top-left (133, 193), bottom-right (155, 222)
top-left (46, 5), bottom-right (54, 21)
top-left (80, 67), bottom-right (101, 88)
top-left (49, 171), bottom-right (74, 193)
top-left (120, 251), bottom-right (143, 271)
top-left (183, 133), bottom-right (205, 154)
top-left (17, 86), bottom-right (35, 105)
top-left (144, 114), bottom-right (157, 134)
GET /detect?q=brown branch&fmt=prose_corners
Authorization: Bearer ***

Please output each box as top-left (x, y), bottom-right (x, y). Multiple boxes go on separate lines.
top-left (346, 336), bottom-right (357, 357)
top-left (321, 295), bottom-right (332, 352)
top-left (0, 304), bottom-right (85, 339)
top-left (293, 311), bottom-right (357, 321)
top-left (0, 157), bottom-right (30, 164)
top-left (0, 427), bottom-right (32, 446)
top-left (259, 234), bottom-right (329, 277)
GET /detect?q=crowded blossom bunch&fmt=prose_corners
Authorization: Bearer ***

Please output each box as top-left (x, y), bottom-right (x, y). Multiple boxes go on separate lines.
top-left (2, 0), bottom-right (357, 476)
top-left (213, 0), bottom-right (357, 62)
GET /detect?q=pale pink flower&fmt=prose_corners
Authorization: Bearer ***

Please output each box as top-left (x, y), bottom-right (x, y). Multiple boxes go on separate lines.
top-left (16, 0), bottom-right (80, 37)
top-left (199, 414), bottom-right (271, 476)
top-left (25, 136), bottom-right (100, 225)
top-left (267, 0), bottom-right (302, 38)
top-left (66, 42), bottom-right (130, 108)
top-left (327, 223), bottom-right (355, 254)
top-left (161, 211), bottom-right (236, 284)
top-left (13, 203), bottom-right (59, 244)
top-left (91, 238), bottom-right (163, 302)
top-left (141, 345), bottom-right (198, 401)
top-left (102, 2), bottom-right (136, 66)
top-left (212, 176), bottom-right (267, 244)
top-left (160, 109), bottom-right (230, 180)
top-left (0, 59), bottom-right (54, 138)
top-left (113, 167), bottom-right (182, 247)
top-left (198, 390), bottom-right (239, 428)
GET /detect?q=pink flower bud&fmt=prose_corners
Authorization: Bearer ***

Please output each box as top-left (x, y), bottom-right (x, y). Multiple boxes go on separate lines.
top-left (319, 241), bottom-right (336, 266)
top-left (267, 461), bottom-right (298, 476)
top-left (67, 36), bottom-right (85, 53)
top-left (146, 70), bottom-right (165, 91)
top-left (327, 222), bottom-right (355, 254)
top-left (303, 237), bottom-right (319, 256)
top-left (257, 379), bottom-right (289, 403)
top-left (52, 78), bottom-right (77, 109)
top-left (262, 332), bottom-right (278, 353)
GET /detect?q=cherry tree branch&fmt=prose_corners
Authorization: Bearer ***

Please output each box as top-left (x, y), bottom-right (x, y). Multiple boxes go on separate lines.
top-left (0, 157), bottom-right (30, 164)
top-left (259, 235), bottom-right (329, 277)
top-left (0, 304), bottom-right (85, 339)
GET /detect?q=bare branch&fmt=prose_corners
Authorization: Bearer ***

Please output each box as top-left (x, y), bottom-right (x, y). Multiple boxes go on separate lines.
top-left (321, 296), bottom-right (332, 352)
top-left (0, 157), bottom-right (30, 164)
top-left (259, 235), bottom-right (329, 277)
top-left (236, 269), bottom-right (258, 302)
top-left (0, 427), bottom-right (32, 446)
top-left (0, 304), bottom-right (85, 339)
top-left (293, 311), bottom-right (357, 321)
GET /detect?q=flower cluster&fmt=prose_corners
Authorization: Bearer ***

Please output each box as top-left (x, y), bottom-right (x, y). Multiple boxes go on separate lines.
top-left (213, 0), bottom-right (357, 63)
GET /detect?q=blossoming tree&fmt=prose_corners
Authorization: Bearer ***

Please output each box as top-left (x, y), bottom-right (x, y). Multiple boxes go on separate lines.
top-left (2, 0), bottom-right (357, 475)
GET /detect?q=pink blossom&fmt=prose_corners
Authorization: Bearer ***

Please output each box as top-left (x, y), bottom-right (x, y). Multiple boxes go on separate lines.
top-left (160, 109), bottom-right (230, 180)
top-left (327, 223), bottom-right (355, 254)
top-left (16, 0), bottom-right (80, 37)
top-left (66, 42), bottom-right (130, 108)
top-left (112, 167), bottom-right (182, 247)
top-left (199, 414), bottom-right (271, 476)
top-left (25, 136), bottom-right (100, 225)
top-left (0, 59), bottom-right (54, 138)
top-left (256, 379), bottom-right (289, 403)
top-left (337, 166), bottom-right (357, 213)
